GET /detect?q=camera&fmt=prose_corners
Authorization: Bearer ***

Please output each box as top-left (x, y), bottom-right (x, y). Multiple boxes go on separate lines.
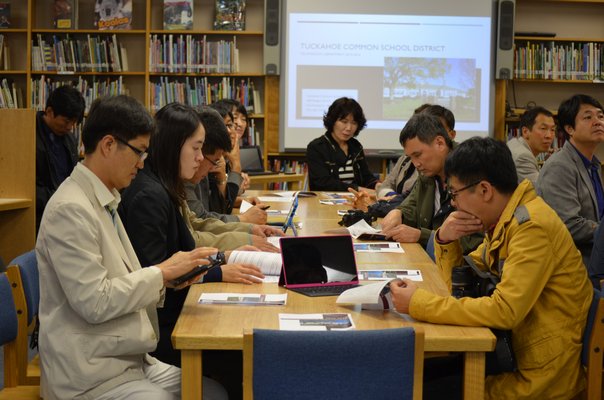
top-left (451, 263), bottom-right (498, 299)
top-left (338, 209), bottom-right (376, 227)
top-left (452, 256), bottom-right (517, 375)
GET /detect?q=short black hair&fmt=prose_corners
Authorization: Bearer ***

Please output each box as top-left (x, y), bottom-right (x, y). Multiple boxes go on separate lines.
top-left (82, 95), bottom-right (153, 155)
top-left (399, 113), bottom-right (453, 148)
top-left (520, 106), bottom-right (553, 131)
top-left (215, 98), bottom-right (248, 118)
top-left (196, 106), bottom-right (233, 155)
top-left (323, 97), bottom-right (367, 137)
top-left (150, 102), bottom-right (202, 205)
top-left (420, 104), bottom-right (456, 131)
top-left (209, 101), bottom-right (234, 121)
top-left (445, 137), bottom-right (518, 195)
top-left (46, 85), bottom-right (85, 123)
top-left (558, 94), bottom-right (603, 140)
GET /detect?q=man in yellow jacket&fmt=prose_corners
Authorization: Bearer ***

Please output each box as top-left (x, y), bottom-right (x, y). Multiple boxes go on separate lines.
top-left (391, 137), bottom-right (593, 399)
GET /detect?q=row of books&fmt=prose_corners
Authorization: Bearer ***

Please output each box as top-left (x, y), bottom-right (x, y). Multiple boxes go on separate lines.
top-left (270, 159), bottom-right (307, 175)
top-left (0, 34), bottom-right (10, 70)
top-left (243, 119), bottom-right (259, 147)
top-left (31, 75), bottom-right (129, 112)
top-left (31, 34), bottom-right (129, 73)
top-left (0, 78), bottom-right (24, 108)
top-left (149, 34), bottom-right (239, 74)
top-left (148, 76), bottom-right (261, 112)
top-left (514, 41), bottom-right (604, 81)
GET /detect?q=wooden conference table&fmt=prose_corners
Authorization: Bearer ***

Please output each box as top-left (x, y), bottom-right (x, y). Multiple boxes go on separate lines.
top-left (172, 192), bottom-right (495, 400)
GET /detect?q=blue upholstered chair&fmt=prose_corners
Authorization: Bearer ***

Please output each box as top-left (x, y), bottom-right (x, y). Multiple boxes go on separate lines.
top-left (6, 250), bottom-right (40, 386)
top-left (243, 327), bottom-right (424, 400)
top-left (0, 272), bottom-right (40, 399)
top-left (582, 288), bottom-right (604, 400)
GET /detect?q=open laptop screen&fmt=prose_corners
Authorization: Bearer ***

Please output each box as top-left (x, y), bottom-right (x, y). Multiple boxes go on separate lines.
top-left (240, 146), bottom-right (265, 172)
top-left (280, 235), bottom-right (359, 288)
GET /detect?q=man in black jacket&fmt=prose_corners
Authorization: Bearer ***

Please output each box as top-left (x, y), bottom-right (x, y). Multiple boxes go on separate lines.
top-left (36, 85), bottom-right (85, 231)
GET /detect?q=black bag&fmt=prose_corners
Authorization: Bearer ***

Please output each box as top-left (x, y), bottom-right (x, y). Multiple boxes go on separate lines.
top-left (366, 194), bottom-right (405, 218)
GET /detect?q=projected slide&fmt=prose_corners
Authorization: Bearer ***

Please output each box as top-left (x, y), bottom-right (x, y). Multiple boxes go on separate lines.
top-left (282, 8), bottom-right (493, 151)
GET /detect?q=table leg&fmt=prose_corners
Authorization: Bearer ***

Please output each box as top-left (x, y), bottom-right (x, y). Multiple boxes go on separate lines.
top-left (463, 351), bottom-right (485, 400)
top-left (181, 350), bottom-right (203, 400)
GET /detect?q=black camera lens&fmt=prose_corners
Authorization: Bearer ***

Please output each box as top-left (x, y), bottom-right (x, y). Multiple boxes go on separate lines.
top-left (451, 265), bottom-right (477, 298)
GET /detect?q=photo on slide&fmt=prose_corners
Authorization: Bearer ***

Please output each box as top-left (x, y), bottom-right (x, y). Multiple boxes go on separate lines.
top-left (382, 57), bottom-right (480, 122)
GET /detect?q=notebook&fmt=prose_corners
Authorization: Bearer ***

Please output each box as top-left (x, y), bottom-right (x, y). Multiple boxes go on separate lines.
top-left (279, 235), bottom-right (360, 297)
top-left (240, 146), bottom-right (274, 176)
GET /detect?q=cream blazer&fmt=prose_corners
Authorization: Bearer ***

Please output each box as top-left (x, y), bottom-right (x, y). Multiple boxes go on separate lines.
top-left (36, 164), bottom-right (164, 400)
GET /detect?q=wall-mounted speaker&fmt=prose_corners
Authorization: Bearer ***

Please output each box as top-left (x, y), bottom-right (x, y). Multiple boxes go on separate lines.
top-left (496, 0), bottom-right (515, 79)
top-left (264, 0), bottom-right (281, 75)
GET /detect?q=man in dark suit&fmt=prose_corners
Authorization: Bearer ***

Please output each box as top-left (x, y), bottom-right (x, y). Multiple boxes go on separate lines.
top-left (537, 94), bottom-right (604, 266)
top-left (35, 85), bottom-right (85, 231)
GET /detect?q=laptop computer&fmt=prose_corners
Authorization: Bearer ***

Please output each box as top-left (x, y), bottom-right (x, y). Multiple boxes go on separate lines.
top-left (240, 146), bottom-right (274, 176)
top-left (279, 235), bottom-right (360, 297)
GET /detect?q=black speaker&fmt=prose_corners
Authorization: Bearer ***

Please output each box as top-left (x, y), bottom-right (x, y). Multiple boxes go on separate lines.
top-left (496, 0), bottom-right (515, 79)
top-left (264, 0), bottom-right (280, 75)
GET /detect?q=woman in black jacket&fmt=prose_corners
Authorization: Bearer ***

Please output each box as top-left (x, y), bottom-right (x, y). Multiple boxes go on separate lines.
top-left (307, 97), bottom-right (378, 191)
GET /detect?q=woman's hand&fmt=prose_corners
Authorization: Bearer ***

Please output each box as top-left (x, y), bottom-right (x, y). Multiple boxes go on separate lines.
top-left (221, 263), bottom-right (265, 284)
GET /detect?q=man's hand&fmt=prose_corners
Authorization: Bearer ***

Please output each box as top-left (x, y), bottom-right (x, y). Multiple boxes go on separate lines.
top-left (221, 263), bottom-right (265, 284)
top-left (389, 279), bottom-right (419, 314)
top-left (381, 224), bottom-right (421, 243)
top-left (250, 235), bottom-right (280, 252)
top-left (251, 224), bottom-right (285, 238)
top-left (240, 172), bottom-right (250, 193)
top-left (380, 209), bottom-right (403, 231)
top-left (239, 206), bottom-right (268, 224)
top-left (157, 247), bottom-right (218, 288)
top-left (347, 188), bottom-right (372, 212)
top-left (437, 210), bottom-right (483, 243)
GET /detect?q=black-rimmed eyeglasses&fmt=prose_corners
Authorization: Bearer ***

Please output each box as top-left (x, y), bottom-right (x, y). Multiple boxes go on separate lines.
top-left (204, 156), bottom-right (221, 167)
top-left (115, 137), bottom-right (148, 162)
top-left (447, 180), bottom-right (481, 201)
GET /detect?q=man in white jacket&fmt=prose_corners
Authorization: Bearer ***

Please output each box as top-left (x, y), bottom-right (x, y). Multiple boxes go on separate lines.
top-left (36, 95), bottom-right (227, 400)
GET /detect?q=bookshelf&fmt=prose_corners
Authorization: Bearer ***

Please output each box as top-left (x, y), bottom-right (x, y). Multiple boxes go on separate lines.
top-left (495, 0), bottom-right (604, 141)
top-left (0, 108), bottom-right (35, 264)
top-left (0, 0), bottom-right (30, 108)
top-left (148, 0), bottom-right (268, 156)
top-left (0, 0), bottom-right (271, 161)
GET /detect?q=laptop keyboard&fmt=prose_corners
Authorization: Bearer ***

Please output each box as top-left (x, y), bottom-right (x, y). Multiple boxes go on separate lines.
top-left (291, 284), bottom-right (359, 297)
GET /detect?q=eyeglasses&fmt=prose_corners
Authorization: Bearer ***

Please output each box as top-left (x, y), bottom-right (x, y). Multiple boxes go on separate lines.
top-left (204, 156), bottom-right (221, 167)
top-left (115, 136), bottom-right (148, 162)
top-left (447, 180), bottom-right (481, 201)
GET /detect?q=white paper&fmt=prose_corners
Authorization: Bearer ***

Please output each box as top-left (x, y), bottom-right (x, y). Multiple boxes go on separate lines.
top-left (346, 219), bottom-right (381, 238)
top-left (354, 242), bottom-right (404, 253)
top-left (239, 200), bottom-right (254, 213)
top-left (266, 209), bottom-right (288, 215)
top-left (358, 270), bottom-right (423, 282)
top-left (336, 280), bottom-right (393, 305)
top-left (319, 199), bottom-right (348, 205)
top-left (276, 191), bottom-right (298, 198)
top-left (258, 196), bottom-right (294, 203)
top-left (278, 313), bottom-right (355, 331)
top-left (227, 250), bottom-right (282, 278)
top-left (199, 293), bottom-right (287, 305)
top-left (324, 192), bottom-right (354, 198)
top-left (267, 236), bottom-right (282, 248)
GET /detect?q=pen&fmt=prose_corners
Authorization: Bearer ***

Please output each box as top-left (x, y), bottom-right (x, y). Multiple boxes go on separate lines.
top-left (260, 205), bottom-right (270, 210)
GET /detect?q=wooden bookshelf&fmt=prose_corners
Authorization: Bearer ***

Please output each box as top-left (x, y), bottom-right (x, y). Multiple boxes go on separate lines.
top-left (495, 0), bottom-right (604, 140)
top-left (0, 109), bottom-right (35, 264)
